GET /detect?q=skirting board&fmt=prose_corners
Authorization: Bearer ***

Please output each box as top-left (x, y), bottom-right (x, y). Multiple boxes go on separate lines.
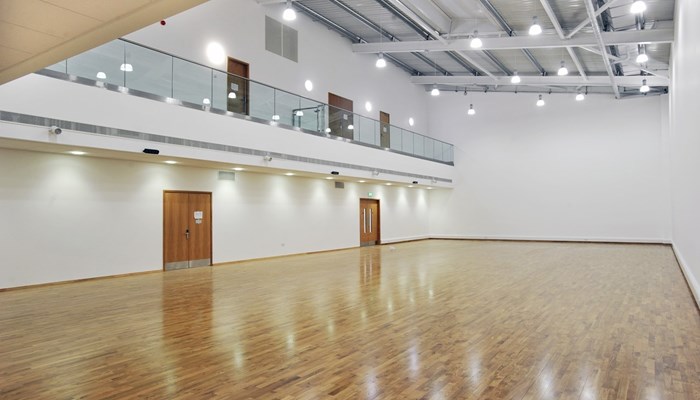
top-left (672, 244), bottom-right (700, 309)
top-left (381, 235), bottom-right (430, 244)
top-left (430, 234), bottom-right (672, 245)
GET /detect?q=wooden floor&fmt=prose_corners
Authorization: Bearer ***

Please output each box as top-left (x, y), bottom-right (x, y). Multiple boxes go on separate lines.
top-left (1, 240), bottom-right (699, 399)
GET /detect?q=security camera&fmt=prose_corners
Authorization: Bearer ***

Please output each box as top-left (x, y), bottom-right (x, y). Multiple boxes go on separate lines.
top-left (49, 126), bottom-right (62, 135)
top-left (263, 155), bottom-right (272, 162)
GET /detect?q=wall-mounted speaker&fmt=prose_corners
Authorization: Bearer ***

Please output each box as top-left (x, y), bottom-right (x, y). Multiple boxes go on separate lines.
top-left (143, 148), bottom-right (160, 155)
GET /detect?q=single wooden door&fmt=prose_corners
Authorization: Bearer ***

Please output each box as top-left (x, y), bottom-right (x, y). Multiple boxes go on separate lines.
top-left (359, 199), bottom-right (380, 246)
top-left (380, 111), bottom-right (390, 148)
top-left (163, 191), bottom-right (212, 270)
top-left (227, 57), bottom-right (249, 115)
top-left (328, 93), bottom-right (354, 139)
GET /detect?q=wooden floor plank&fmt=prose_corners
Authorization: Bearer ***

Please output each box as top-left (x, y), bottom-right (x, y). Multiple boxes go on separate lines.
top-left (1, 240), bottom-right (699, 399)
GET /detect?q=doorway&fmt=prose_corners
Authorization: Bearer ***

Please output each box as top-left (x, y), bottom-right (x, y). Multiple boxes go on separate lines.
top-left (380, 111), bottom-right (390, 148)
top-left (359, 199), bottom-right (380, 246)
top-left (227, 57), bottom-right (249, 115)
top-left (163, 191), bottom-right (212, 271)
top-left (328, 92), bottom-right (354, 139)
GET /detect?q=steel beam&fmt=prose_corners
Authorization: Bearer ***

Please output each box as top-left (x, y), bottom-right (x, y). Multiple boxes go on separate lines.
top-left (583, 0), bottom-right (620, 98)
top-left (566, 0), bottom-right (624, 39)
top-left (539, 0), bottom-right (587, 79)
top-left (294, 2), bottom-right (419, 75)
top-left (410, 75), bottom-right (668, 87)
top-left (351, 28), bottom-right (674, 52)
top-left (478, 0), bottom-right (546, 75)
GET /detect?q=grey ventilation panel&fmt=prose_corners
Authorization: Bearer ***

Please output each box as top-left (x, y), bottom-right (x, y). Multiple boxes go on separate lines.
top-left (334, 181), bottom-right (345, 189)
top-left (265, 16), bottom-right (298, 62)
top-left (218, 171), bottom-right (236, 181)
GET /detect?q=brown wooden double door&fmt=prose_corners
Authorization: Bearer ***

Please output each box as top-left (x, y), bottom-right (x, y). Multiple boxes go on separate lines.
top-left (163, 191), bottom-right (212, 271)
top-left (360, 199), bottom-right (380, 246)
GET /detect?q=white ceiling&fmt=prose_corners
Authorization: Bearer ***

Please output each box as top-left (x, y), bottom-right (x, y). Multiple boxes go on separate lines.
top-left (0, 0), bottom-right (207, 85)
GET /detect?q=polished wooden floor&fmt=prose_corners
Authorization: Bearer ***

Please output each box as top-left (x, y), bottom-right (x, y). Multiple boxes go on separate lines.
top-left (1, 240), bottom-right (699, 399)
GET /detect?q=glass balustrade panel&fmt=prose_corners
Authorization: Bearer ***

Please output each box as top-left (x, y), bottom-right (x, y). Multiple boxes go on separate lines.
top-left (67, 40), bottom-right (124, 87)
top-left (275, 90), bottom-right (298, 127)
top-left (402, 129), bottom-right (414, 155)
top-left (357, 115), bottom-right (377, 145)
top-left (173, 58), bottom-right (212, 106)
top-left (124, 42), bottom-right (172, 98)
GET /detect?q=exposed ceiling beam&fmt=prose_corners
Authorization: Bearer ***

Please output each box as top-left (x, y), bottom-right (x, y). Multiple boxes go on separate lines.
top-left (374, 0), bottom-right (492, 77)
top-left (539, 0), bottom-right (587, 79)
top-left (351, 28), bottom-right (674, 52)
top-left (583, 0), bottom-right (619, 98)
top-left (294, 2), bottom-right (419, 75)
top-left (390, 0), bottom-right (452, 34)
top-left (566, 0), bottom-right (624, 39)
top-left (478, 0), bottom-right (546, 75)
top-left (579, 46), bottom-right (669, 79)
top-left (410, 75), bottom-right (668, 87)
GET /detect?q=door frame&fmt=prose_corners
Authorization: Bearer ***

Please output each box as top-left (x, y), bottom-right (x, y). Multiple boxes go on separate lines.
top-left (162, 190), bottom-right (213, 271)
top-left (227, 57), bottom-right (250, 115)
top-left (359, 198), bottom-right (381, 246)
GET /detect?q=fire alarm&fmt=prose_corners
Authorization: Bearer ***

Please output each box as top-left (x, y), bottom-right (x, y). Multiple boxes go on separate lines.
top-left (160, 20), bottom-right (166, 26)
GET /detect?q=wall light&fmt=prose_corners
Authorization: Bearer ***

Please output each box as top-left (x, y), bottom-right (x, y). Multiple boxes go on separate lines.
top-left (304, 79), bottom-right (313, 91)
top-left (96, 72), bottom-right (106, 79)
top-left (529, 16), bottom-right (542, 35)
top-left (365, 101), bottom-right (372, 112)
top-left (228, 92), bottom-right (237, 99)
top-left (119, 63), bottom-right (133, 72)
top-left (347, 124), bottom-right (354, 130)
top-left (283, 0), bottom-right (296, 21)
top-left (408, 117), bottom-right (415, 126)
top-left (206, 42), bottom-right (226, 65)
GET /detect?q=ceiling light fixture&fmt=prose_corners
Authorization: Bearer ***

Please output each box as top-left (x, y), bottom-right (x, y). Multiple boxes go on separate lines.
top-left (470, 30), bottom-right (482, 49)
top-left (468, 104), bottom-right (476, 115)
top-left (96, 72), bottom-right (106, 79)
top-left (375, 53), bottom-right (387, 68)
top-left (385, 183), bottom-right (392, 186)
top-left (640, 79), bottom-right (650, 93)
top-left (119, 63), bottom-right (133, 72)
top-left (285, 172), bottom-right (295, 176)
top-left (630, 1), bottom-right (647, 14)
top-left (431, 85), bottom-right (440, 96)
top-left (358, 180), bottom-right (366, 183)
top-left (283, 0), bottom-right (296, 21)
top-left (536, 94), bottom-right (545, 107)
top-left (205, 42), bottom-right (226, 65)
top-left (511, 71), bottom-right (521, 84)
top-left (529, 16), bottom-right (543, 35)
top-left (636, 45), bottom-right (649, 63)
top-left (164, 160), bottom-right (178, 164)
top-left (557, 61), bottom-right (569, 76)
top-left (68, 150), bottom-right (86, 156)
top-left (272, 114), bottom-right (281, 120)
top-left (233, 167), bottom-right (244, 171)
top-left (576, 91), bottom-right (585, 101)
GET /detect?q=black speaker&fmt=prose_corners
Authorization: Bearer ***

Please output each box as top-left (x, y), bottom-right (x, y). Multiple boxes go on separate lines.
top-left (143, 148), bottom-right (160, 155)
top-left (412, 181), bottom-right (418, 184)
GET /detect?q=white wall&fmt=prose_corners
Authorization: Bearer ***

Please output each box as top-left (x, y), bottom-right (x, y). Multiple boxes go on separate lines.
top-left (0, 147), bottom-right (430, 289)
top-left (427, 91), bottom-right (671, 243)
top-left (125, 0), bottom-right (429, 133)
top-left (669, 0), bottom-right (700, 304)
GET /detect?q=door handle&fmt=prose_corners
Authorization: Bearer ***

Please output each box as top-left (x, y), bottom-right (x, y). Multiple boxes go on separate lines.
top-left (185, 229), bottom-right (190, 240)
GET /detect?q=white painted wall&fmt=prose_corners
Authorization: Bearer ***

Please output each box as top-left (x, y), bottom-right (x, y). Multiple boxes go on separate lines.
top-left (125, 0), bottom-right (429, 133)
top-left (427, 91), bottom-right (671, 243)
top-left (0, 147), bottom-right (430, 289)
top-left (669, 0), bottom-right (700, 304)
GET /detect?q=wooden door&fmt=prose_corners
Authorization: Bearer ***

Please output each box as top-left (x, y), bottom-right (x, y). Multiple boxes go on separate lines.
top-left (227, 57), bottom-right (249, 115)
top-left (328, 93), bottom-right (353, 139)
top-left (380, 111), bottom-right (390, 148)
top-left (163, 191), bottom-right (212, 270)
top-left (359, 199), bottom-right (380, 246)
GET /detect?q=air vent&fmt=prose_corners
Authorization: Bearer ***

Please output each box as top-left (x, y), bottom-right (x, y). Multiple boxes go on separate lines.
top-left (334, 181), bottom-right (345, 189)
top-left (218, 171), bottom-right (236, 181)
top-left (265, 16), bottom-right (298, 62)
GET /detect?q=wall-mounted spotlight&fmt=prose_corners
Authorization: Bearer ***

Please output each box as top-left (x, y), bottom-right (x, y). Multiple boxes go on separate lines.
top-left (143, 148), bottom-right (160, 155)
top-left (48, 125), bottom-right (62, 135)
top-left (263, 154), bottom-right (273, 162)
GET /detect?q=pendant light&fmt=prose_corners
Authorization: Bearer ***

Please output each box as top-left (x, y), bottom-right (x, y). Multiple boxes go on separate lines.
top-left (283, 0), bottom-right (296, 21)
top-left (467, 104), bottom-right (476, 115)
top-left (511, 71), bottom-right (521, 84)
top-left (636, 45), bottom-right (649, 63)
top-left (557, 61), bottom-right (569, 76)
top-left (575, 91), bottom-right (585, 101)
top-left (529, 16), bottom-right (542, 35)
top-left (630, 1), bottom-right (647, 14)
top-left (376, 53), bottom-right (387, 68)
top-left (431, 85), bottom-right (440, 96)
top-left (536, 94), bottom-right (545, 107)
top-left (640, 79), bottom-right (650, 93)
top-left (470, 31), bottom-right (482, 49)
